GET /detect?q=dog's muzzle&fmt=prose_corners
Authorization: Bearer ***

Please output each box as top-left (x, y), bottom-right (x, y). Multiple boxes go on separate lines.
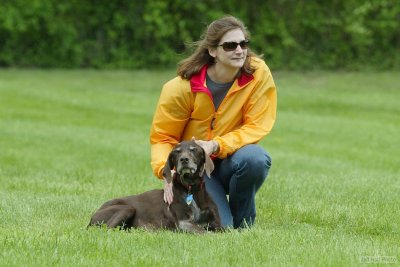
top-left (176, 155), bottom-right (198, 176)
top-left (178, 167), bottom-right (197, 175)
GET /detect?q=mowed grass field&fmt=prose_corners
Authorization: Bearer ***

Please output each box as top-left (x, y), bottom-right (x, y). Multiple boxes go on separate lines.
top-left (0, 69), bottom-right (399, 266)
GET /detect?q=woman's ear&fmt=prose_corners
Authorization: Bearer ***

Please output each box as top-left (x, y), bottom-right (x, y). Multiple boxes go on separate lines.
top-left (208, 47), bottom-right (217, 58)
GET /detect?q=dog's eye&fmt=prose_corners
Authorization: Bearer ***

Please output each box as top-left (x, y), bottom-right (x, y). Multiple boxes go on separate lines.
top-left (175, 147), bottom-right (181, 152)
top-left (189, 146), bottom-right (195, 151)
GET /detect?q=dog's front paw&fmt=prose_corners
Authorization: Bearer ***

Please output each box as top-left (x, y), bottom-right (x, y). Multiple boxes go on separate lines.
top-left (178, 220), bottom-right (206, 234)
top-left (205, 221), bottom-right (223, 232)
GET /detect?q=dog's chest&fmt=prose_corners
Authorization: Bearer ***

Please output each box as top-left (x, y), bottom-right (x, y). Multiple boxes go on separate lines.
top-left (171, 193), bottom-right (200, 220)
top-left (184, 193), bottom-right (201, 221)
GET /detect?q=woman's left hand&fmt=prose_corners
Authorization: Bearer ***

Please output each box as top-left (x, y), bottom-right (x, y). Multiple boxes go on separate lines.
top-left (193, 137), bottom-right (219, 156)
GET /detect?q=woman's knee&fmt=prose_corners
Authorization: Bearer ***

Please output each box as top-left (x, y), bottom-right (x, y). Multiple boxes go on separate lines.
top-left (231, 144), bottom-right (272, 176)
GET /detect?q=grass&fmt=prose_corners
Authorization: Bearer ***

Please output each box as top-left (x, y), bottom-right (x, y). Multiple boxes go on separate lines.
top-left (0, 69), bottom-right (399, 266)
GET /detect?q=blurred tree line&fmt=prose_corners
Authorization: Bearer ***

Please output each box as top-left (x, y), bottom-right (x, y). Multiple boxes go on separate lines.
top-left (0, 0), bottom-right (399, 70)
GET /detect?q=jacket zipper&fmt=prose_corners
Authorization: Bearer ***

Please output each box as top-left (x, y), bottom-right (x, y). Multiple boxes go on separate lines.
top-left (208, 95), bottom-right (216, 139)
top-left (207, 81), bottom-right (239, 138)
top-left (210, 91), bottom-right (231, 128)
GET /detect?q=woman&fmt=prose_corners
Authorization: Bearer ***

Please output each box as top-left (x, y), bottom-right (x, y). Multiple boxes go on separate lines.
top-left (150, 15), bottom-right (277, 228)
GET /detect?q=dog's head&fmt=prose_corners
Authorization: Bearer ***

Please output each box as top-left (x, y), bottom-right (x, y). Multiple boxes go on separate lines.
top-left (163, 140), bottom-right (214, 184)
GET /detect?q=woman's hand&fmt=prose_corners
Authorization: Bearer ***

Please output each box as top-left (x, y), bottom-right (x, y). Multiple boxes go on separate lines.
top-left (193, 138), bottom-right (219, 156)
top-left (163, 170), bottom-right (175, 205)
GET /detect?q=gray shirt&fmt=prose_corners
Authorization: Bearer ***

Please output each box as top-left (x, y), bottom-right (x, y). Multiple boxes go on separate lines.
top-left (206, 73), bottom-right (233, 110)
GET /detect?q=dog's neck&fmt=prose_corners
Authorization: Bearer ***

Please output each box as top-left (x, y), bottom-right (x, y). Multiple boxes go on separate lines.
top-left (173, 174), bottom-right (204, 194)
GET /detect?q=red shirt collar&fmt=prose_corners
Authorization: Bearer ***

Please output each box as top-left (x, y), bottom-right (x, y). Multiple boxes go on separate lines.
top-left (190, 65), bottom-right (254, 95)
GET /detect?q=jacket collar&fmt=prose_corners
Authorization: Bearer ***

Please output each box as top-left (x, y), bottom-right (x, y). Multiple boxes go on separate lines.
top-left (190, 64), bottom-right (254, 97)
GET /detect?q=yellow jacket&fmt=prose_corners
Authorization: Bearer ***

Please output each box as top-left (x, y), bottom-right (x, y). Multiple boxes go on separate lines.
top-left (150, 57), bottom-right (277, 179)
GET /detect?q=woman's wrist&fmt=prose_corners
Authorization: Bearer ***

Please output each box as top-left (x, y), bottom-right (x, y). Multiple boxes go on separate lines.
top-left (212, 140), bottom-right (219, 154)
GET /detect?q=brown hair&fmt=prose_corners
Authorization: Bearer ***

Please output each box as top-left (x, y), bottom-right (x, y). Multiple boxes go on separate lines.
top-left (177, 15), bottom-right (262, 80)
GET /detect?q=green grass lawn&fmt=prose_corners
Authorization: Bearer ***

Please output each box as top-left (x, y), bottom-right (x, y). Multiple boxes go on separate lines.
top-left (0, 69), bottom-right (399, 266)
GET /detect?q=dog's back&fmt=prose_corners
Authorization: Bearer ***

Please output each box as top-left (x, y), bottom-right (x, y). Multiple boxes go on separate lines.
top-left (89, 189), bottom-right (185, 230)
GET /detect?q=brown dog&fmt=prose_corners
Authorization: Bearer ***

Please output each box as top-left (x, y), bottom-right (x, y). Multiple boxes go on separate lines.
top-left (88, 140), bottom-right (221, 233)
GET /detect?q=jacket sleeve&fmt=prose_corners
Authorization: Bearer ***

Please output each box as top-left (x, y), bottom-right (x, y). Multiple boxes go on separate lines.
top-left (150, 78), bottom-right (192, 179)
top-left (214, 65), bottom-right (277, 158)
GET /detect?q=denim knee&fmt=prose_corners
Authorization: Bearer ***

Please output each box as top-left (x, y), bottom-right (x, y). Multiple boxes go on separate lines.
top-left (230, 144), bottom-right (272, 186)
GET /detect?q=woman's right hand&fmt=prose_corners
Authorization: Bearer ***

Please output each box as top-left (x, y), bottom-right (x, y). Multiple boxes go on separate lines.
top-left (163, 170), bottom-right (175, 205)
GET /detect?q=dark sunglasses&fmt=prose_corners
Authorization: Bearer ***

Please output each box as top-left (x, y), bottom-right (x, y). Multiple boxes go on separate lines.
top-left (218, 40), bottom-right (249, 51)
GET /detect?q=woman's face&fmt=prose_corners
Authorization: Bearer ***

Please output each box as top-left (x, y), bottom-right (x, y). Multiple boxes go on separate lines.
top-left (210, 28), bottom-right (248, 70)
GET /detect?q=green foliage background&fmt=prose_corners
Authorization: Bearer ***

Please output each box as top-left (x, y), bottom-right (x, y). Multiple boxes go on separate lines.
top-left (0, 0), bottom-right (399, 69)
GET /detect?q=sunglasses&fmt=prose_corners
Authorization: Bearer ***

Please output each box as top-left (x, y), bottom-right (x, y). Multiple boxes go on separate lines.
top-left (218, 40), bottom-right (250, 51)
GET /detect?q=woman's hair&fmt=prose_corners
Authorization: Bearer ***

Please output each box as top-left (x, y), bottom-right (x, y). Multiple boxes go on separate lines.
top-left (177, 15), bottom-right (261, 80)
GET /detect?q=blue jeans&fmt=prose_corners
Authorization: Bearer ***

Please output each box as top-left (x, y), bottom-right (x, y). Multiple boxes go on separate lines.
top-left (204, 144), bottom-right (272, 229)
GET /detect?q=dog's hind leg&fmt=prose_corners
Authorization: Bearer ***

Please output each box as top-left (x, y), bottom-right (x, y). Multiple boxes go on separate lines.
top-left (106, 205), bottom-right (136, 229)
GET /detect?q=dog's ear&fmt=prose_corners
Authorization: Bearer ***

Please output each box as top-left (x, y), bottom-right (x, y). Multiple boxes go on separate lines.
top-left (163, 151), bottom-right (175, 183)
top-left (203, 155), bottom-right (214, 178)
top-left (199, 149), bottom-right (214, 178)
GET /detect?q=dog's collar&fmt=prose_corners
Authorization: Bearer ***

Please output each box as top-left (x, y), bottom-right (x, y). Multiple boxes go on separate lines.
top-left (176, 173), bottom-right (205, 193)
top-left (183, 181), bottom-right (204, 193)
